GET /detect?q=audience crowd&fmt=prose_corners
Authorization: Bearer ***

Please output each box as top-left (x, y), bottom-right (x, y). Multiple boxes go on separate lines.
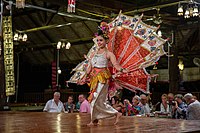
top-left (43, 91), bottom-right (200, 120)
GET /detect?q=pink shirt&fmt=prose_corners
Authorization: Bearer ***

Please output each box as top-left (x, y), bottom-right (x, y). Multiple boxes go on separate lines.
top-left (80, 99), bottom-right (91, 113)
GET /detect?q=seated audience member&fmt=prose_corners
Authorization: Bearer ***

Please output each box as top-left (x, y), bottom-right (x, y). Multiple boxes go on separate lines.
top-left (167, 93), bottom-right (175, 112)
top-left (174, 94), bottom-right (187, 119)
top-left (193, 95), bottom-right (197, 100)
top-left (124, 95), bottom-right (141, 116)
top-left (160, 94), bottom-right (170, 112)
top-left (75, 101), bottom-right (81, 111)
top-left (138, 94), bottom-right (150, 115)
top-left (78, 94), bottom-right (91, 113)
top-left (184, 93), bottom-right (200, 120)
top-left (110, 96), bottom-right (124, 112)
top-left (65, 95), bottom-right (75, 113)
top-left (43, 92), bottom-right (65, 113)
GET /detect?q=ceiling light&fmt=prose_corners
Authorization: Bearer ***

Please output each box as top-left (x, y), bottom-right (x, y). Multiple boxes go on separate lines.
top-left (193, 5), bottom-right (199, 16)
top-left (66, 42), bottom-right (71, 49)
top-left (57, 41), bottom-right (62, 49)
top-left (18, 34), bottom-right (23, 40)
top-left (58, 69), bottom-right (62, 74)
top-left (177, 4), bottom-right (183, 16)
top-left (14, 33), bottom-right (19, 41)
top-left (13, 33), bottom-right (28, 42)
top-left (57, 41), bottom-right (71, 49)
top-left (22, 34), bottom-right (27, 41)
top-left (178, 0), bottom-right (200, 18)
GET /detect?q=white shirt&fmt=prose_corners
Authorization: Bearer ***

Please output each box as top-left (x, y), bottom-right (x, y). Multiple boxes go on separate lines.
top-left (187, 100), bottom-right (200, 120)
top-left (43, 99), bottom-right (65, 112)
top-left (160, 103), bottom-right (170, 112)
top-left (139, 102), bottom-right (150, 115)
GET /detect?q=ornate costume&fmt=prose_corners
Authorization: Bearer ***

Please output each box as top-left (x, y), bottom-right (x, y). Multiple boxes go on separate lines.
top-left (89, 51), bottom-right (118, 121)
top-left (68, 12), bottom-right (167, 122)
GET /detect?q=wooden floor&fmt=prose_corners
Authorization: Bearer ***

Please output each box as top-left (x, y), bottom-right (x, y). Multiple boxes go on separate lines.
top-left (0, 112), bottom-right (200, 133)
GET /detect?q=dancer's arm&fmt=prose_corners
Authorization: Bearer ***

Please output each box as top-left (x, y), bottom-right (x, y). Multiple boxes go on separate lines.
top-left (107, 51), bottom-right (129, 73)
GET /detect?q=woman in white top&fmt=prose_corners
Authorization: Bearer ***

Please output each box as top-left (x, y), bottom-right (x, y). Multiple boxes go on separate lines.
top-left (160, 94), bottom-right (170, 112)
top-left (79, 25), bottom-right (129, 126)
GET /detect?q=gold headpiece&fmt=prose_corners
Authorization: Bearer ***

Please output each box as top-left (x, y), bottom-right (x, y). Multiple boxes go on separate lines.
top-left (95, 22), bottom-right (110, 40)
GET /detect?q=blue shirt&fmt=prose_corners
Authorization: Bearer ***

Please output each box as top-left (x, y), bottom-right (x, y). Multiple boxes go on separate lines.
top-left (175, 102), bottom-right (187, 119)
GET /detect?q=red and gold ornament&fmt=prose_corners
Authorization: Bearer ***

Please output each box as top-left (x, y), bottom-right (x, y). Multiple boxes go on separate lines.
top-left (67, 0), bottom-right (76, 13)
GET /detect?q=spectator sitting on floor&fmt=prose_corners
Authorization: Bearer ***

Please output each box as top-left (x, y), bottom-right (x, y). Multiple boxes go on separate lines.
top-left (184, 93), bottom-right (200, 120)
top-left (174, 94), bottom-right (187, 119)
top-left (138, 94), bottom-right (150, 115)
top-left (65, 95), bottom-right (75, 113)
top-left (43, 91), bottom-right (65, 113)
top-left (78, 94), bottom-right (91, 113)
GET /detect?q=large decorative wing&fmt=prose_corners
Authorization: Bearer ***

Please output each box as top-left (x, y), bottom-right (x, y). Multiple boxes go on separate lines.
top-left (107, 13), bottom-right (167, 93)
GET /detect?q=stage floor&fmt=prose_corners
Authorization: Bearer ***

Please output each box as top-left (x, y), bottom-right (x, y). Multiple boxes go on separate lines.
top-left (0, 112), bottom-right (200, 133)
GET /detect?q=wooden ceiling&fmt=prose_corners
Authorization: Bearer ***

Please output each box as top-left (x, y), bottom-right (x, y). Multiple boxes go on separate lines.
top-left (2, 0), bottom-right (200, 68)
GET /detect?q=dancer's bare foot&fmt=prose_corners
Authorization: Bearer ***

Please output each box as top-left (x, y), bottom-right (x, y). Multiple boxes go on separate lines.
top-left (87, 121), bottom-right (94, 126)
top-left (114, 112), bottom-right (122, 125)
top-left (87, 120), bottom-right (99, 126)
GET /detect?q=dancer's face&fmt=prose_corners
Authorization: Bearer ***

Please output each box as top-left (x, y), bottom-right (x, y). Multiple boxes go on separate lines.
top-left (96, 36), bottom-right (106, 49)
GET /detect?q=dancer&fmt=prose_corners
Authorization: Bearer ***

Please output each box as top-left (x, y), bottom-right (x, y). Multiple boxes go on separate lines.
top-left (78, 23), bottom-right (129, 126)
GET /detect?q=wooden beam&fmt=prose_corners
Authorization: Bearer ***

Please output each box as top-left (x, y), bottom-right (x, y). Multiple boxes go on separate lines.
top-left (27, 14), bottom-right (54, 43)
top-left (31, 0), bottom-right (45, 24)
top-left (37, 0), bottom-right (66, 6)
top-left (17, 39), bottom-right (93, 51)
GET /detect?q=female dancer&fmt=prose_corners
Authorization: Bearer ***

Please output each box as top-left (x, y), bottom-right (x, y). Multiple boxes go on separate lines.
top-left (78, 27), bottom-right (129, 126)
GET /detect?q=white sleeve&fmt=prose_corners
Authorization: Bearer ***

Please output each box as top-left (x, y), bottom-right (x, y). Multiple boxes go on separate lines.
top-left (43, 100), bottom-right (50, 112)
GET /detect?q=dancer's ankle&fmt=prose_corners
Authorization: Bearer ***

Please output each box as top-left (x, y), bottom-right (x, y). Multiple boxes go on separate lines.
top-left (114, 112), bottom-right (122, 125)
top-left (87, 121), bottom-right (94, 126)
